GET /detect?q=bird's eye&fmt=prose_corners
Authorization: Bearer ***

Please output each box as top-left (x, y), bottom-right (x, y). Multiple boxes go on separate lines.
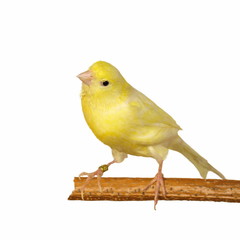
top-left (102, 80), bottom-right (109, 86)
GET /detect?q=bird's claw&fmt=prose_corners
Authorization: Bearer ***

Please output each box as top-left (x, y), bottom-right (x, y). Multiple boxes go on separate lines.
top-left (78, 160), bottom-right (116, 200)
top-left (142, 172), bottom-right (166, 210)
top-left (78, 167), bottom-right (105, 200)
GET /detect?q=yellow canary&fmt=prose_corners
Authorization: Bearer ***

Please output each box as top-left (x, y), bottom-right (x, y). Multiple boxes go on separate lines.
top-left (77, 61), bottom-right (225, 209)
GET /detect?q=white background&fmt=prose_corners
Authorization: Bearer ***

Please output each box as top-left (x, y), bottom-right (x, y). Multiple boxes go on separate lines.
top-left (0, 0), bottom-right (240, 239)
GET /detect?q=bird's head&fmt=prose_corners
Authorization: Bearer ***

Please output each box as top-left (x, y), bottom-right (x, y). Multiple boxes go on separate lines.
top-left (77, 61), bottom-right (129, 94)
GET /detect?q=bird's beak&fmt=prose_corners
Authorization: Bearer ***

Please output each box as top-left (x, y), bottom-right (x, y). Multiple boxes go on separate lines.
top-left (77, 70), bottom-right (93, 85)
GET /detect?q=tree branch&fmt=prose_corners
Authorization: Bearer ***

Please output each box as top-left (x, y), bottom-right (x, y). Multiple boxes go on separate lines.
top-left (68, 177), bottom-right (240, 202)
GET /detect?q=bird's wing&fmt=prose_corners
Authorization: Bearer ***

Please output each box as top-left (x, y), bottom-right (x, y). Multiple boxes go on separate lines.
top-left (125, 88), bottom-right (181, 146)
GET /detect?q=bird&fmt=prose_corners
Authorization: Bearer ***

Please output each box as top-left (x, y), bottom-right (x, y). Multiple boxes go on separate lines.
top-left (77, 61), bottom-right (225, 209)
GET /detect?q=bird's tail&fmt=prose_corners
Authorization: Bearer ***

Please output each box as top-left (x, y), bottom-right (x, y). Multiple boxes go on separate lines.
top-left (169, 136), bottom-right (225, 179)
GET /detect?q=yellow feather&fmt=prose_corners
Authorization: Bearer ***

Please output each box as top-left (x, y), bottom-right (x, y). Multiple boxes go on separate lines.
top-left (80, 61), bottom-right (225, 179)
top-left (81, 62), bottom-right (178, 156)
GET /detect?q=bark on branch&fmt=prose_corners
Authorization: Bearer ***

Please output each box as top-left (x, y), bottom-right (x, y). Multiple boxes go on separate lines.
top-left (68, 177), bottom-right (240, 202)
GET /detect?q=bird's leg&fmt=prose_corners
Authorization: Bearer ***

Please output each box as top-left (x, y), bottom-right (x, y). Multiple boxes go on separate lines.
top-left (142, 160), bottom-right (166, 210)
top-left (79, 160), bottom-right (116, 199)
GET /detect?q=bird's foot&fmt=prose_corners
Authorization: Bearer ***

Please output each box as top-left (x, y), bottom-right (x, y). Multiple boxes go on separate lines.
top-left (143, 171), bottom-right (166, 210)
top-left (79, 160), bottom-right (115, 200)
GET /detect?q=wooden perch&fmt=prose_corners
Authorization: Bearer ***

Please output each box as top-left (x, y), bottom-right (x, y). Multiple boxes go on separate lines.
top-left (68, 177), bottom-right (240, 203)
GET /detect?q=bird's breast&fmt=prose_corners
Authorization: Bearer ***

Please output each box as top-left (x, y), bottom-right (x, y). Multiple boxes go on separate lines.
top-left (81, 93), bottom-right (131, 148)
